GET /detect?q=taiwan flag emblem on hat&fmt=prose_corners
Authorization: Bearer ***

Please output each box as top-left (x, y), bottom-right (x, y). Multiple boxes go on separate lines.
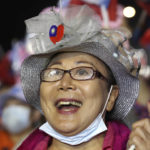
top-left (49, 24), bottom-right (64, 44)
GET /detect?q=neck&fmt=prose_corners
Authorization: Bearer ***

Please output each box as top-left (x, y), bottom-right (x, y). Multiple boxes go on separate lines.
top-left (48, 132), bottom-right (106, 150)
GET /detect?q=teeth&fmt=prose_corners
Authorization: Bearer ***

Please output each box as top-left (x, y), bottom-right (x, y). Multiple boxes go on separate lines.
top-left (71, 101), bottom-right (82, 107)
top-left (56, 101), bottom-right (82, 108)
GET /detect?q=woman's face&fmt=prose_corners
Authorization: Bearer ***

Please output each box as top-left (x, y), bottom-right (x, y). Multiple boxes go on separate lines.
top-left (40, 52), bottom-right (111, 136)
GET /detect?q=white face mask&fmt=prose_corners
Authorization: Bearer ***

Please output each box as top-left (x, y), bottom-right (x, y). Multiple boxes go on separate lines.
top-left (2, 105), bottom-right (31, 134)
top-left (40, 85), bottom-right (113, 145)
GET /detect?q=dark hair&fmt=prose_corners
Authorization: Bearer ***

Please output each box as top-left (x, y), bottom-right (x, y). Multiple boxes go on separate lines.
top-left (2, 96), bottom-right (26, 108)
top-left (106, 66), bottom-right (116, 85)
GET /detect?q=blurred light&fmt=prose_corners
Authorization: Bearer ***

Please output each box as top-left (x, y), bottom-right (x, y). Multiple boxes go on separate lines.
top-left (123, 6), bottom-right (136, 18)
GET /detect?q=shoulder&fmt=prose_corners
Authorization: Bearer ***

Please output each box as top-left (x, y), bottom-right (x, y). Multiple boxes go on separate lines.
top-left (107, 120), bottom-right (130, 141)
top-left (0, 130), bottom-right (14, 150)
top-left (106, 120), bottom-right (130, 150)
top-left (17, 128), bottom-right (51, 150)
top-left (108, 120), bottom-right (130, 134)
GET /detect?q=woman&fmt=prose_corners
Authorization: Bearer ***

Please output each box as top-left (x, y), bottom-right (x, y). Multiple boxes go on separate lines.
top-left (18, 5), bottom-right (150, 150)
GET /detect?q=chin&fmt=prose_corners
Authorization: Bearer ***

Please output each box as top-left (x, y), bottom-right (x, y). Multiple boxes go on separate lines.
top-left (53, 122), bottom-right (83, 136)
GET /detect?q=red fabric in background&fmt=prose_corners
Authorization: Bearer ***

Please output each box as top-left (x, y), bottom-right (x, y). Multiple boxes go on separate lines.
top-left (140, 28), bottom-right (150, 47)
top-left (70, 0), bottom-right (118, 21)
top-left (0, 55), bottom-right (15, 85)
top-left (70, 0), bottom-right (102, 18)
top-left (137, 1), bottom-right (150, 16)
top-left (108, 0), bottom-right (117, 21)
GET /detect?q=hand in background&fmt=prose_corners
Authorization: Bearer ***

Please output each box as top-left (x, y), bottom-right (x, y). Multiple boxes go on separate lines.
top-left (127, 101), bottom-right (150, 150)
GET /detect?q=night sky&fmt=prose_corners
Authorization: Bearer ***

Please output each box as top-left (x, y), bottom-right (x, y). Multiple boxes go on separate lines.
top-left (0, 0), bottom-right (141, 52)
top-left (0, 0), bottom-right (58, 51)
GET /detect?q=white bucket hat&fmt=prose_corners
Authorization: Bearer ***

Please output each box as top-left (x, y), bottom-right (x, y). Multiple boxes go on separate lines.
top-left (21, 5), bottom-right (140, 120)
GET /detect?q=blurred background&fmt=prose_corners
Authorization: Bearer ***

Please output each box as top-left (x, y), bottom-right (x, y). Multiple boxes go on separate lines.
top-left (0, 0), bottom-right (149, 51)
top-left (0, 0), bottom-right (150, 149)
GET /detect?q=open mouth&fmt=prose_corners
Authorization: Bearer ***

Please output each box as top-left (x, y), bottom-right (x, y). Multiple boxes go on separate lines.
top-left (55, 99), bottom-right (82, 114)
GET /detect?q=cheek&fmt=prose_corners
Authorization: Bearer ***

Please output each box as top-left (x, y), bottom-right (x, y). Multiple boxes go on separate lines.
top-left (40, 83), bottom-right (57, 101)
top-left (40, 83), bottom-right (57, 115)
top-left (80, 80), bottom-right (108, 111)
top-left (82, 80), bottom-right (107, 99)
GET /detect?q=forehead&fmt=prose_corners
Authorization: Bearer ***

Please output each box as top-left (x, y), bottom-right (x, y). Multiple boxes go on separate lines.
top-left (49, 52), bottom-right (109, 76)
top-left (50, 52), bottom-right (105, 66)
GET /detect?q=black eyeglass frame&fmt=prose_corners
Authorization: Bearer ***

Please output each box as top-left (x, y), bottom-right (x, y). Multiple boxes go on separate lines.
top-left (40, 67), bottom-right (111, 84)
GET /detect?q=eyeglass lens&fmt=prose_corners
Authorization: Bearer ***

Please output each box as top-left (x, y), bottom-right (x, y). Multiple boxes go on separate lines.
top-left (41, 67), bottom-right (95, 81)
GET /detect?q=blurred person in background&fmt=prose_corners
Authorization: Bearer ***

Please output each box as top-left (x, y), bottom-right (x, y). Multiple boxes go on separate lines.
top-left (0, 83), bottom-right (44, 150)
top-left (134, 49), bottom-right (150, 119)
top-left (0, 38), bottom-right (29, 90)
top-left (6, 40), bottom-right (30, 83)
top-left (129, 0), bottom-right (150, 122)
top-left (132, 30), bottom-right (150, 150)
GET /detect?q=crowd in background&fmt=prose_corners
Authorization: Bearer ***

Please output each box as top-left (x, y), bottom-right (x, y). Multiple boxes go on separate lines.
top-left (0, 0), bottom-right (150, 149)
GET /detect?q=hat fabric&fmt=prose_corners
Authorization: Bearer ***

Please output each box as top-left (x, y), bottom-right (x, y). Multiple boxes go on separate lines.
top-left (21, 41), bottom-right (139, 121)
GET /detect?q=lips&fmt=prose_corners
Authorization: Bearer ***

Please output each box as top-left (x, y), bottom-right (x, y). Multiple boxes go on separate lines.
top-left (55, 99), bottom-right (82, 114)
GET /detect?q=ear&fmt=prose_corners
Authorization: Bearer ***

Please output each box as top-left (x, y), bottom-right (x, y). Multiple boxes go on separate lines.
top-left (106, 85), bottom-right (119, 112)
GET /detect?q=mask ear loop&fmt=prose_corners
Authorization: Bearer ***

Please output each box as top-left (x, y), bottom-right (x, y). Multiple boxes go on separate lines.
top-left (101, 85), bottom-right (113, 118)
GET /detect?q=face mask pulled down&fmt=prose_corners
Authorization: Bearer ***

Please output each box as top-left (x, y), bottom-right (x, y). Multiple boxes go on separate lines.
top-left (40, 85), bottom-right (113, 145)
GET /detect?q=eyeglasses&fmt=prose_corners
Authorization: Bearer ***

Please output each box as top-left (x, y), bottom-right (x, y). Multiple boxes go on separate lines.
top-left (41, 67), bottom-right (110, 83)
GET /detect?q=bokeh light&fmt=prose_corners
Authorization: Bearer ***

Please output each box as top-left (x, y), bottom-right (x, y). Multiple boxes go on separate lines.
top-left (123, 6), bottom-right (136, 18)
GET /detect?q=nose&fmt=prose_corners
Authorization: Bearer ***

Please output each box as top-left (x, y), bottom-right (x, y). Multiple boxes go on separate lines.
top-left (58, 73), bottom-right (76, 91)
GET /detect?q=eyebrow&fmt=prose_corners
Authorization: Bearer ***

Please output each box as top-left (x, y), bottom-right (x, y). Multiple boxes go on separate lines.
top-left (76, 61), bottom-right (96, 68)
top-left (48, 61), bottom-right (62, 67)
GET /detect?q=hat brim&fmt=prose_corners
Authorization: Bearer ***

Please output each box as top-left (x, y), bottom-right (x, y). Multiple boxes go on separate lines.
top-left (21, 42), bottom-right (139, 120)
